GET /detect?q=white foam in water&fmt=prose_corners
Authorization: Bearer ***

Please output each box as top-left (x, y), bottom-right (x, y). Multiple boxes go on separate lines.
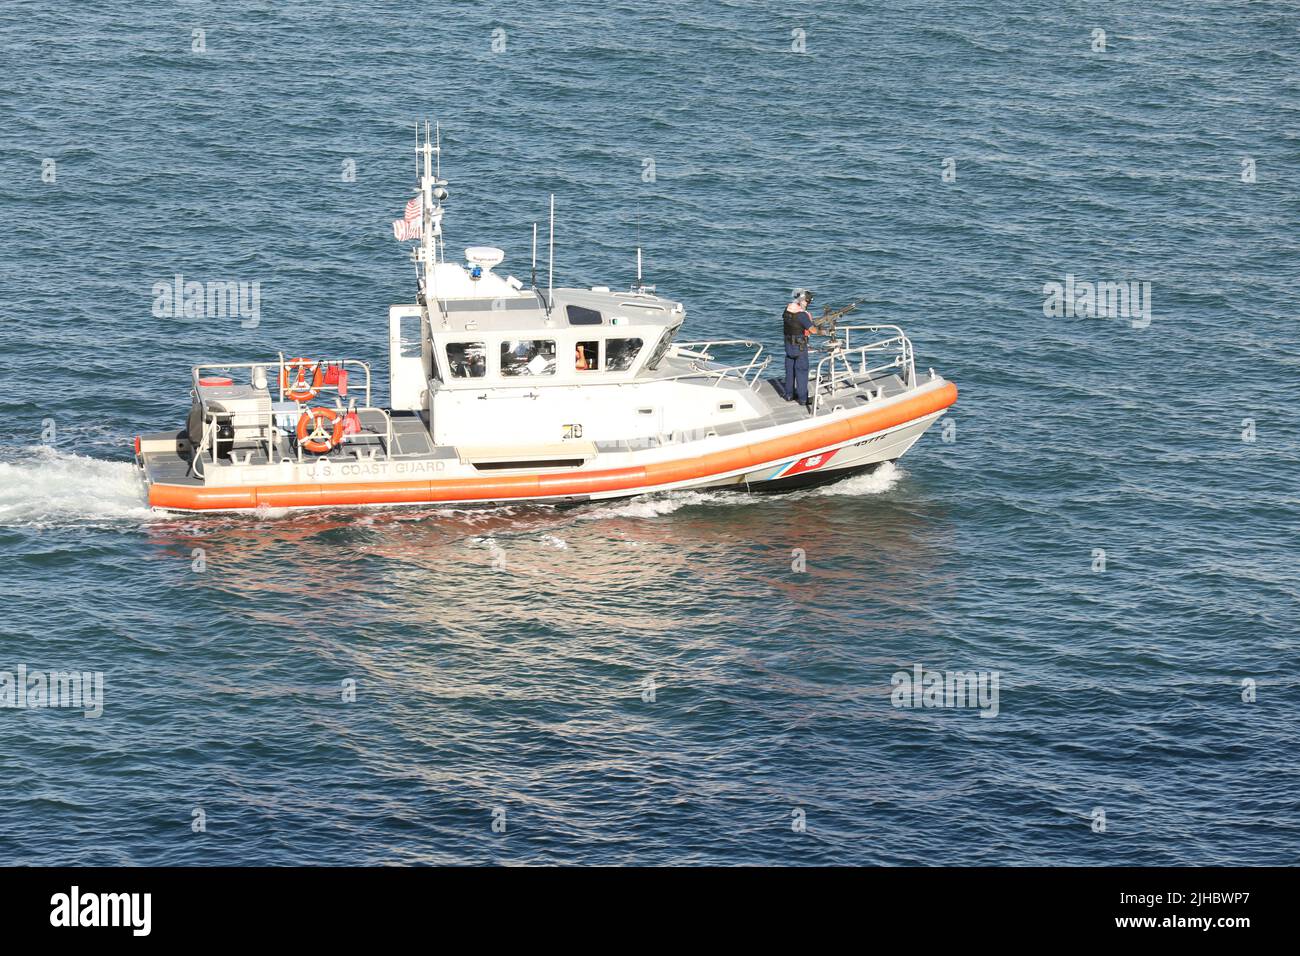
top-left (804, 460), bottom-right (905, 497)
top-left (580, 489), bottom-right (730, 520)
top-left (470, 534), bottom-right (507, 559)
top-left (251, 504), bottom-right (292, 521)
top-left (0, 446), bottom-right (153, 528)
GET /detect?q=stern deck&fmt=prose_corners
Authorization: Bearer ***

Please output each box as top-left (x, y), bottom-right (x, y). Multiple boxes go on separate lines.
top-left (140, 410), bottom-right (438, 488)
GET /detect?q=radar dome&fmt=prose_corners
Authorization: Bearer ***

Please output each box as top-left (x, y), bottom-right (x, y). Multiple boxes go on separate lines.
top-left (464, 246), bottom-right (505, 271)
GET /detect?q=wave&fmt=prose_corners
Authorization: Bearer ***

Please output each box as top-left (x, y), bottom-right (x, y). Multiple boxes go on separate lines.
top-left (577, 489), bottom-right (734, 519)
top-left (0, 446), bottom-right (152, 529)
top-left (804, 460), bottom-right (906, 497)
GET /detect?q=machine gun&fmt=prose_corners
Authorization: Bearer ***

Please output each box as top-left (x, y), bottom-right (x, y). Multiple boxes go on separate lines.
top-left (810, 298), bottom-right (869, 343)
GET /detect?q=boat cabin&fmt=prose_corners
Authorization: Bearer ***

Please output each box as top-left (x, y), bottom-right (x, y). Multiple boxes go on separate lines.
top-left (389, 249), bottom-right (690, 447)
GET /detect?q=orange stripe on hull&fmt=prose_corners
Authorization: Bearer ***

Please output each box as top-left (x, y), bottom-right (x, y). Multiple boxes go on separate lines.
top-left (148, 382), bottom-right (957, 511)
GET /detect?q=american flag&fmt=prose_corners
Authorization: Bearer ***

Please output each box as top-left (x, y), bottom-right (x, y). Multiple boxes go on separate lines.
top-left (391, 195), bottom-right (422, 241)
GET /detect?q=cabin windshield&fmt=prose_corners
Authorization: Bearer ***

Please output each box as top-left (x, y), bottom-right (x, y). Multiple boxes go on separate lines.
top-left (644, 327), bottom-right (677, 371)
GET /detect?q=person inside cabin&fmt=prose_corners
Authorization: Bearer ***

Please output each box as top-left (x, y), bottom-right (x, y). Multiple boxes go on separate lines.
top-left (575, 343), bottom-right (590, 370)
top-left (782, 288), bottom-right (817, 408)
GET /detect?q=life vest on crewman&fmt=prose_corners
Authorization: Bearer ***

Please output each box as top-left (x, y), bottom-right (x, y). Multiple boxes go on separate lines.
top-left (783, 308), bottom-right (810, 349)
top-left (784, 288), bottom-right (815, 351)
top-left (783, 308), bottom-right (803, 340)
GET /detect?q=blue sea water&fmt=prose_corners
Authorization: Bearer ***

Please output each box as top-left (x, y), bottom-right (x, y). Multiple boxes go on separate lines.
top-left (0, 0), bottom-right (1297, 865)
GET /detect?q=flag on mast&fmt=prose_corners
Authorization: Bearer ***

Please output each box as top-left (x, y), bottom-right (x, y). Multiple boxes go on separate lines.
top-left (392, 195), bottom-right (423, 241)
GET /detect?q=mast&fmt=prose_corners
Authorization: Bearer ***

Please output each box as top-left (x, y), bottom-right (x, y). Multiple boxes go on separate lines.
top-left (416, 120), bottom-right (449, 328)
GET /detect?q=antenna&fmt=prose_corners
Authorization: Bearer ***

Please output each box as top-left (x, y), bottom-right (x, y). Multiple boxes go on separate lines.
top-left (632, 241), bottom-right (654, 295)
top-left (547, 193), bottom-right (555, 311)
top-left (631, 209), bottom-right (652, 294)
top-left (531, 222), bottom-right (538, 289)
top-left (435, 122), bottom-right (441, 180)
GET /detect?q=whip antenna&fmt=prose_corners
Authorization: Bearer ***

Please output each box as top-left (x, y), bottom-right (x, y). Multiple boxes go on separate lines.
top-left (547, 193), bottom-right (555, 311)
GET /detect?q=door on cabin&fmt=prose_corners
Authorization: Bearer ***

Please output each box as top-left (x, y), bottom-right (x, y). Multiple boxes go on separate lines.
top-left (388, 307), bottom-right (426, 411)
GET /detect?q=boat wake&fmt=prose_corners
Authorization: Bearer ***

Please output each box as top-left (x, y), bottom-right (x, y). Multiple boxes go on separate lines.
top-left (0, 446), bottom-right (152, 529)
top-left (580, 462), bottom-right (906, 518)
top-left (803, 460), bottom-right (905, 497)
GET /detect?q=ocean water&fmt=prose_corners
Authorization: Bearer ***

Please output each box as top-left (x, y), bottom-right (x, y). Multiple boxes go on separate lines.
top-left (1, 0), bottom-right (1297, 865)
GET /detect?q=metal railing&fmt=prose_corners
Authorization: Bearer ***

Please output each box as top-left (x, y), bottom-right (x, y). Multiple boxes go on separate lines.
top-left (668, 340), bottom-right (771, 389)
top-left (188, 357), bottom-right (395, 471)
top-left (810, 325), bottom-right (916, 415)
top-left (191, 356), bottom-right (377, 407)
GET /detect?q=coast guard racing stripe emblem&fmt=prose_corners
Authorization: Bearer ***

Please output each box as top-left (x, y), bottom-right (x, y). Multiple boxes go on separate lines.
top-left (769, 449), bottom-right (837, 480)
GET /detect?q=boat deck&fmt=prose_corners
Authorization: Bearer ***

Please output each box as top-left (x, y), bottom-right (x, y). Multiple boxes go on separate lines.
top-left (140, 410), bottom-right (439, 488)
top-left (588, 369), bottom-right (908, 453)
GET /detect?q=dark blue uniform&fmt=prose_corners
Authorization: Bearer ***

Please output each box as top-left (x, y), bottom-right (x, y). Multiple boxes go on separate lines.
top-left (783, 308), bottom-right (815, 404)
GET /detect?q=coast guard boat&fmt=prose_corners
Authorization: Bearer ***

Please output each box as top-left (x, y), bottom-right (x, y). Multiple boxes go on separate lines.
top-left (134, 125), bottom-right (957, 513)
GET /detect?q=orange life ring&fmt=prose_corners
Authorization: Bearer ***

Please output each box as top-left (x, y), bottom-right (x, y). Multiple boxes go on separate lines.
top-left (281, 358), bottom-right (324, 402)
top-left (296, 407), bottom-right (345, 454)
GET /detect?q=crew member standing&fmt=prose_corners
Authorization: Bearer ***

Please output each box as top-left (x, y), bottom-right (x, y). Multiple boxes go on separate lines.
top-left (782, 289), bottom-right (816, 408)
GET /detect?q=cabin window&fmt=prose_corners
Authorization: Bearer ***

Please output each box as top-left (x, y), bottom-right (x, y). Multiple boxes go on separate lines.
top-left (604, 337), bottom-right (643, 372)
top-left (575, 341), bottom-right (598, 371)
top-left (644, 326), bottom-right (677, 371)
top-left (566, 305), bottom-right (603, 326)
top-left (501, 339), bottom-right (557, 376)
top-left (446, 342), bottom-right (486, 378)
top-left (399, 315), bottom-right (422, 358)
